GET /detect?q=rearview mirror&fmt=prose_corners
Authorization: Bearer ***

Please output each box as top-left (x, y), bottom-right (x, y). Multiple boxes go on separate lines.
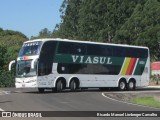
top-left (31, 58), bottom-right (38, 69)
top-left (9, 60), bottom-right (16, 71)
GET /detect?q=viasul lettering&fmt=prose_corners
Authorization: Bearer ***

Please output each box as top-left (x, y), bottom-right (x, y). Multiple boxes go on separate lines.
top-left (71, 55), bottom-right (112, 64)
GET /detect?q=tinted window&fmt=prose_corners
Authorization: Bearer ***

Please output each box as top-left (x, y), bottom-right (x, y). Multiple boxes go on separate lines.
top-left (112, 46), bottom-right (125, 57)
top-left (38, 41), bottom-right (57, 76)
top-left (19, 41), bottom-right (42, 56)
top-left (137, 48), bottom-right (148, 58)
top-left (87, 44), bottom-right (113, 56)
top-left (58, 42), bottom-right (86, 55)
top-left (58, 41), bottom-right (148, 58)
top-left (39, 41), bottom-right (57, 62)
top-left (57, 63), bottom-right (121, 75)
top-left (112, 46), bottom-right (148, 58)
top-left (124, 48), bottom-right (148, 58)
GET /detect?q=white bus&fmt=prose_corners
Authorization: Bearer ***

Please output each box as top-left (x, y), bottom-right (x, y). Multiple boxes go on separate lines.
top-left (9, 38), bottom-right (150, 92)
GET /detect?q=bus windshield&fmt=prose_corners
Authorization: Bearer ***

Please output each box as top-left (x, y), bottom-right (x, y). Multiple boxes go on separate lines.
top-left (16, 60), bottom-right (37, 78)
top-left (18, 41), bottom-right (42, 57)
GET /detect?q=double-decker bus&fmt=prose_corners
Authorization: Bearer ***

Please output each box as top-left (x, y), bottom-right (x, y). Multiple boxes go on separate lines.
top-left (9, 38), bottom-right (150, 93)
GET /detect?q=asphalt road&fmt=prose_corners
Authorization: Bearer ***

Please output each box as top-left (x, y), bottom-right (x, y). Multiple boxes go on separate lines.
top-left (0, 87), bottom-right (160, 120)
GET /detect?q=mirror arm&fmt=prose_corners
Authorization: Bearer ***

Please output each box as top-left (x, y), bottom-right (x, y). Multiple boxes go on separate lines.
top-left (31, 58), bottom-right (38, 69)
top-left (9, 60), bottom-right (16, 71)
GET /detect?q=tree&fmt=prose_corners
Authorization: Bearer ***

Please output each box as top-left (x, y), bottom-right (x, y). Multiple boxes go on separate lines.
top-left (54, 0), bottom-right (82, 39)
top-left (114, 0), bottom-right (160, 60)
top-left (0, 28), bottom-right (27, 87)
top-left (56, 0), bottom-right (145, 42)
top-left (0, 30), bottom-right (27, 69)
top-left (31, 28), bottom-right (52, 39)
top-left (39, 28), bottom-right (52, 37)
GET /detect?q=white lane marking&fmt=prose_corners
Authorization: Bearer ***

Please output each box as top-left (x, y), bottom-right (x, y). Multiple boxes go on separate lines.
top-left (147, 86), bottom-right (160, 88)
top-left (0, 108), bottom-right (4, 111)
top-left (0, 91), bottom-right (7, 112)
top-left (2, 91), bottom-right (11, 94)
top-left (103, 90), bottom-right (160, 94)
top-left (102, 92), bottom-right (160, 110)
top-left (14, 91), bottom-right (22, 93)
top-left (0, 91), bottom-right (10, 95)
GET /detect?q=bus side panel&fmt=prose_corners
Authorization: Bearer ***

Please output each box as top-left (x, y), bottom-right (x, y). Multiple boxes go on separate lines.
top-left (76, 75), bottom-right (141, 88)
top-left (36, 73), bottom-right (143, 88)
top-left (37, 74), bottom-right (56, 88)
top-left (140, 57), bottom-right (150, 87)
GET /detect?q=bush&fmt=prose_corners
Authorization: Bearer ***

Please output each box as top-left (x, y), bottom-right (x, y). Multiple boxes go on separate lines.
top-left (0, 70), bottom-right (15, 87)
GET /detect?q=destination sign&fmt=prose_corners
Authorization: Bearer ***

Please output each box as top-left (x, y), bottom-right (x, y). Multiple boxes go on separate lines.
top-left (23, 42), bottom-right (41, 47)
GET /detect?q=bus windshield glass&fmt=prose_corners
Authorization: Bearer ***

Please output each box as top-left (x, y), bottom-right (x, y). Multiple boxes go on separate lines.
top-left (16, 60), bottom-right (37, 77)
top-left (18, 41), bottom-right (42, 57)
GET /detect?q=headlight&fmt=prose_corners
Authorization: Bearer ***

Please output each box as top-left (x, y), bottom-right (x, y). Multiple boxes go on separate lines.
top-left (26, 80), bottom-right (36, 83)
top-left (16, 81), bottom-right (21, 83)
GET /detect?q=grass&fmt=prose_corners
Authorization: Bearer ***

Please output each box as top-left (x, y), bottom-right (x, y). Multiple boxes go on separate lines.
top-left (131, 96), bottom-right (160, 108)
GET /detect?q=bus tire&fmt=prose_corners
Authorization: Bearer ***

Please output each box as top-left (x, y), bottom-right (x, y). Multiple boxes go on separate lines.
top-left (118, 80), bottom-right (126, 91)
top-left (56, 80), bottom-right (63, 92)
top-left (70, 80), bottom-right (77, 92)
top-left (38, 88), bottom-right (44, 93)
top-left (127, 80), bottom-right (136, 90)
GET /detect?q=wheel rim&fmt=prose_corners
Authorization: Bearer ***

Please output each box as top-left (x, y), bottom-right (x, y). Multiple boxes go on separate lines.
top-left (73, 82), bottom-right (75, 89)
top-left (120, 82), bottom-right (125, 90)
top-left (129, 81), bottom-right (134, 89)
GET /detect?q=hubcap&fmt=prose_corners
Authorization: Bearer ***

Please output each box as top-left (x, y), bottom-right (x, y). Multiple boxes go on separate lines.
top-left (129, 82), bottom-right (134, 88)
top-left (73, 82), bottom-right (76, 90)
top-left (120, 82), bottom-right (125, 90)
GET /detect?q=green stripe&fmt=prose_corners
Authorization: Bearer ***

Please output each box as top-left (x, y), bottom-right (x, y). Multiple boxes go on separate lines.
top-left (54, 54), bottom-right (147, 75)
top-left (54, 54), bottom-right (124, 65)
top-left (134, 58), bottom-right (147, 75)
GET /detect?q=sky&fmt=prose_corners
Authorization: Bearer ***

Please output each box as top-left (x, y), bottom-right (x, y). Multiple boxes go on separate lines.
top-left (0, 0), bottom-right (63, 38)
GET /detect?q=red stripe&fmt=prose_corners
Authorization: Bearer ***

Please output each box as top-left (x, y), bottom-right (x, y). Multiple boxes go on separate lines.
top-left (126, 58), bottom-right (137, 75)
top-left (23, 56), bottom-right (27, 60)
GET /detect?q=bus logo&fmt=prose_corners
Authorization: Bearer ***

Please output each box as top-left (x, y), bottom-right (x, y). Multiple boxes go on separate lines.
top-left (72, 55), bottom-right (112, 64)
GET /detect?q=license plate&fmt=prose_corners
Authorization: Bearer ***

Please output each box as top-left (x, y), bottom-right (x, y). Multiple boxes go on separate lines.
top-left (22, 84), bottom-right (25, 87)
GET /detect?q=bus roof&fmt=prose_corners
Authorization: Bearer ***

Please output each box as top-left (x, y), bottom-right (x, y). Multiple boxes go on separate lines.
top-left (24, 38), bottom-right (149, 49)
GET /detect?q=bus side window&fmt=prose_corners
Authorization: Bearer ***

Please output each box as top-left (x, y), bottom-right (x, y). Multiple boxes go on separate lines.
top-left (103, 46), bottom-right (113, 56)
top-left (87, 44), bottom-right (102, 56)
top-left (38, 41), bottom-right (57, 76)
top-left (58, 42), bottom-right (86, 55)
top-left (57, 63), bottom-right (69, 74)
top-left (112, 46), bottom-right (125, 57)
top-left (73, 43), bottom-right (86, 55)
top-left (38, 62), bottom-right (45, 76)
top-left (87, 44), bottom-right (113, 56)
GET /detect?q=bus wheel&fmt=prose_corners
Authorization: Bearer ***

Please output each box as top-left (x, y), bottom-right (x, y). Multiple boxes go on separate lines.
top-left (38, 88), bottom-right (44, 93)
top-left (118, 80), bottom-right (126, 91)
top-left (127, 80), bottom-right (136, 90)
top-left (56, 80), bottom-right (63, 92)
top-left (70, 80), bottom-right (77, 92)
